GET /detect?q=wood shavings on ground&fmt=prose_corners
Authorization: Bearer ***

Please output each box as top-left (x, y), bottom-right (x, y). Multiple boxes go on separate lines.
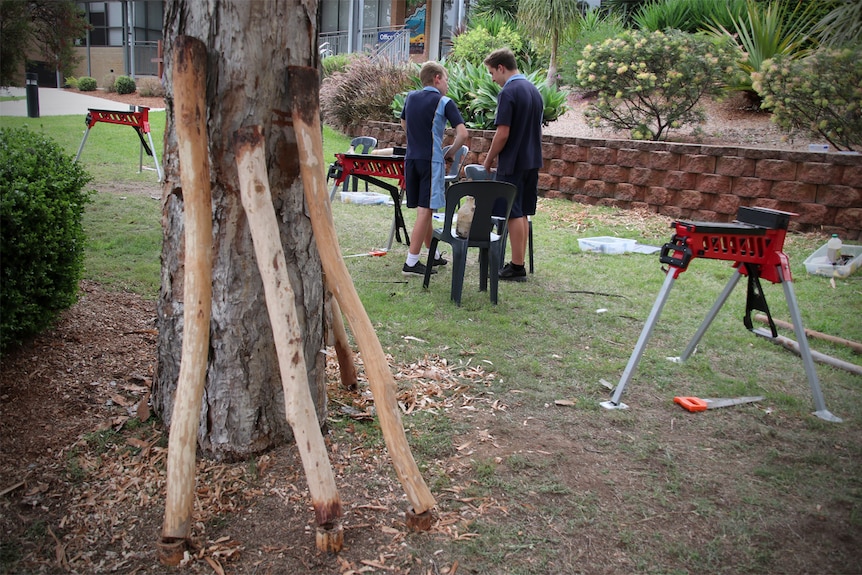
top-left (2, 314), bottom-right (509, 574)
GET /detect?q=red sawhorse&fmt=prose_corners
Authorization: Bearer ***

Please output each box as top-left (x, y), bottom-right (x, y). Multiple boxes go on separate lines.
top-left (75, 107), bottom-right (163, 181)
top-left (327, 152), bottom-right (408, 250)
top-left (601, 206), bottom-right (841, 422)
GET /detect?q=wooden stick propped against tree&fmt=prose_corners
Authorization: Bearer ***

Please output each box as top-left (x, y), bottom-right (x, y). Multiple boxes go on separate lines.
top-left (286, 65), bottom-right (437, 526)
top-left (159, 35), bottom-right (212, 565)
top-left (233, 124), bottom-right (344, 552)
top-left (330, 297), bottom-right (358, 390)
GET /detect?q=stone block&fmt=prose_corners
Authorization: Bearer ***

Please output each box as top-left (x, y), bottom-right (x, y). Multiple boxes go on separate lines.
top-left (816, 185), bottom-right (861, 207)
top-left (680, 154), bottom-right (716, 173)
top-left (770, 181), bottom-right (816, 202)
top-left (663, 171), bottom-right (697, 190)
top-left (798, 162), bottom-right (842, 185)
top-left (716, 156), bottom-right (755, 177)
top-left (732, 177), bottom-right (771, 198)
top-left (696, 173), bottom-right (732, 194)
top-left (755, 159), bottom-right (796, 181)
top-left (650, 150), bottom-right (680, 171)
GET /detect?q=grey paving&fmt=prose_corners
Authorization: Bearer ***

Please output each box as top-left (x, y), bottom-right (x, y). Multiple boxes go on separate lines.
top-left (0, 87), bottom-right (163, 118)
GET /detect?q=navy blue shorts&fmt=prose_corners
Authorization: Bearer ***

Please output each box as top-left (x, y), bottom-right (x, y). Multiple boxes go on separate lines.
top-left (496, 168), bottom-right (538, 219)
top-left (404, 159), bottom-right (432, 209)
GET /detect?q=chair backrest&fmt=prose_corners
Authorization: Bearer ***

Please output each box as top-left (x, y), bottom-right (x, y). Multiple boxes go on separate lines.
top-left (442, 181), bottom-right (517, 244)
top-left (350, 136), bottom-right (377, 154)
top-left (442, 144), bottom-right (469, 179)
top-left (464, 164), bottom-right (492, 181)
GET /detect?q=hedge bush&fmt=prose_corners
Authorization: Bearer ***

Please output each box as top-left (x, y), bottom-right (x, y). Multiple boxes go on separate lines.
top-left (114, 75), bottom-right (136, 95)
top-left (137, 77), bottom-right (165, 98)
top-left (753, 48), bottom-right (862, 151)
top-left (0, 128), bottom-right (93, 352)
top-left (77, 76), bottom-right (97, 91)
top-left (102, 73), bottom-right (117, 92)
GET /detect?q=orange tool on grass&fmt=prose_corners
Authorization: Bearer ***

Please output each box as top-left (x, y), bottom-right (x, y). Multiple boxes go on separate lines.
top-left (344, 249), bottom-right (388, 258)
top-left (673, 396), bottom-right (765, 412)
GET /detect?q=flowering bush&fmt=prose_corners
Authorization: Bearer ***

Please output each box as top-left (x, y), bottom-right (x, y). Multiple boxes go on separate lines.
top-left (575, 29), bottom-right (739, 140)
top-left (753, 48), bottom-right (862, 151)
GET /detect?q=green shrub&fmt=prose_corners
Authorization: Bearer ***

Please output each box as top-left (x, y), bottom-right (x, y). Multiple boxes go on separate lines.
top-left (390, 60), bottom-right (568, 130)
top-left (0, 128), bottom-right (93, 352)
top-left (320, 56), bottom-right (416, 131)
top-left (450, 18), bottom-right (523, 67)
top-left (136, 77), bottom-right (164, 98)
top-left (321, 53), bottom-right (354, 79)
top-left (632, 0), bottom-right (747, 33)
top-left (753, 48), bottom-right (862, 151)
top-left (64, 76), bottom-right (79, 89)
top-left (114, 75), bottom-right (136, 95)
top-left (102, 73), bottom-right (117, 92)
top-left (77, 76), bottom-right (97, 91)
top-left (575, 29), bottom-right (739, 140)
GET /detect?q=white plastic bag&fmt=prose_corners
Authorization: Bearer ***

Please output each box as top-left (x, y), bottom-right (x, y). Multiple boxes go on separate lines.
top-left (455, 196), bottom-right (475, 238)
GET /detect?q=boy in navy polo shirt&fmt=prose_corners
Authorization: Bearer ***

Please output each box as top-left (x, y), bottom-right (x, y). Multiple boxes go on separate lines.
top-left (400, 61), bottom-right (468, 276)
top-left (482, 48), bottom-right (543, 282)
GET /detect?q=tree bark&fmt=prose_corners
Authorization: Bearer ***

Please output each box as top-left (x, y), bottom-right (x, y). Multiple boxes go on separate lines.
top-left (154, 0), bottom-right (325, 459)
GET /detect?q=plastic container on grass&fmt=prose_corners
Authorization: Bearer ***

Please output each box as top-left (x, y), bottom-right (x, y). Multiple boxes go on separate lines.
top-left (339, 192), bottom-right (392, 205)
top-left (577, 236), bottom-right (637, 254)
top-left (803, 243), bottom-right (862, 278)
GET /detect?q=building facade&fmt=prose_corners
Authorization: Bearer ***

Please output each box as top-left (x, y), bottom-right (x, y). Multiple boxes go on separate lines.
top-left (63, 1), bottom-right (467, 88)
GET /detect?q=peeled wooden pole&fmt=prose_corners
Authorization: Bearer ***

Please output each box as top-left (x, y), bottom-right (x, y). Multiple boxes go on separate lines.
top-left (287, 65), bottom-right (436, 526)
top-left (234, 125), bottom-right (343, 552)
top-left (159, 35), bottom-right (212, 565)
top-left (330, 297), bottom-right (358, 390)
top-left (754, 313), bottom-right (862, 354)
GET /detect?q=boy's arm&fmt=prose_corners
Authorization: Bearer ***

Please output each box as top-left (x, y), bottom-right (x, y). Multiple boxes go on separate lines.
top-left (445, 123), bottom-right (468, 160)
top-left (483, 124), bottom-right (509, 172)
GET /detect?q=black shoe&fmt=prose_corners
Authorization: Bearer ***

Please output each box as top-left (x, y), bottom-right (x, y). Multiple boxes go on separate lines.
top-left (431, 254), bottom-right (448, 267)
top-left (499, 262), bottom-right (527, 282)
top-left (403, 261), bottom-right (437, 276)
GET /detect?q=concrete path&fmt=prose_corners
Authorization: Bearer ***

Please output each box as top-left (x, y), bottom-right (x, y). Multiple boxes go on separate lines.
top-left (0, 87), bottom-right (162, 118)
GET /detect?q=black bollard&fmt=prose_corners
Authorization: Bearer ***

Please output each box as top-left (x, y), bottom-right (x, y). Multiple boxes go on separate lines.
top-left (25, 73), bottom-right (39, 118)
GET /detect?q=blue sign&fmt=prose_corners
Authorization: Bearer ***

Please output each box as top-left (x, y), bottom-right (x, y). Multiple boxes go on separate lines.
top-left (378, 31), bottom-right (398, 43)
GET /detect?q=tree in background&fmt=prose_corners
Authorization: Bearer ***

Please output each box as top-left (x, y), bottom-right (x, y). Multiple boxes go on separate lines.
top-left (30, 0), bottom-right (89, 87)
top-left (518, 0), bottom-right (588, 87)
top-left (0, 0), bottom-right (88, 87)
top-left (0, 0), bottom-right (30, 86)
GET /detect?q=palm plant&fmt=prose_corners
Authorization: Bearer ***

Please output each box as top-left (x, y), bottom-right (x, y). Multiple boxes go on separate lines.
top-left (469, 0), bottom-right (518, 23)
top-left (517, 0), bottom-right (587, 87)
top-left (705, 0), bottom-right (818, 95)
top-left (813, 0), bottom-right (862, 47)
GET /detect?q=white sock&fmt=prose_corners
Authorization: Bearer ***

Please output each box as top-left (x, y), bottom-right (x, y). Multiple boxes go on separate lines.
top-left (406, 252), bottom-right (420, 266)
top-left (435, 250), bottom-right (442, 259)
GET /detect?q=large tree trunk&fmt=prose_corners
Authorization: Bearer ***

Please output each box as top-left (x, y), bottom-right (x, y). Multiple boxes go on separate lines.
top-left (153, 0), bottom-right (325, 459)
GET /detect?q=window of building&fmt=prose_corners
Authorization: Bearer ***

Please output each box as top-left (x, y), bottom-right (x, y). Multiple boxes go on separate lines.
top-left (320, 0), bottom-right (391, 33)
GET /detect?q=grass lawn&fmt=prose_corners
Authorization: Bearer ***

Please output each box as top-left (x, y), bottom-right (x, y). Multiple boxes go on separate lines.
top-left (2, 113), bottom-right (860, 574)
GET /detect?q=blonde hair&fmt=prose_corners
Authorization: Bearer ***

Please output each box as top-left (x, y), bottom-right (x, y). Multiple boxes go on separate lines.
top-left (419, 61), bottom-right (447, 87)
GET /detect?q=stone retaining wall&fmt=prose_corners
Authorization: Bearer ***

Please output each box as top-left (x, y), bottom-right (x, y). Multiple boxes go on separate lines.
top-left (359, 121), bottom-right (862, 240)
